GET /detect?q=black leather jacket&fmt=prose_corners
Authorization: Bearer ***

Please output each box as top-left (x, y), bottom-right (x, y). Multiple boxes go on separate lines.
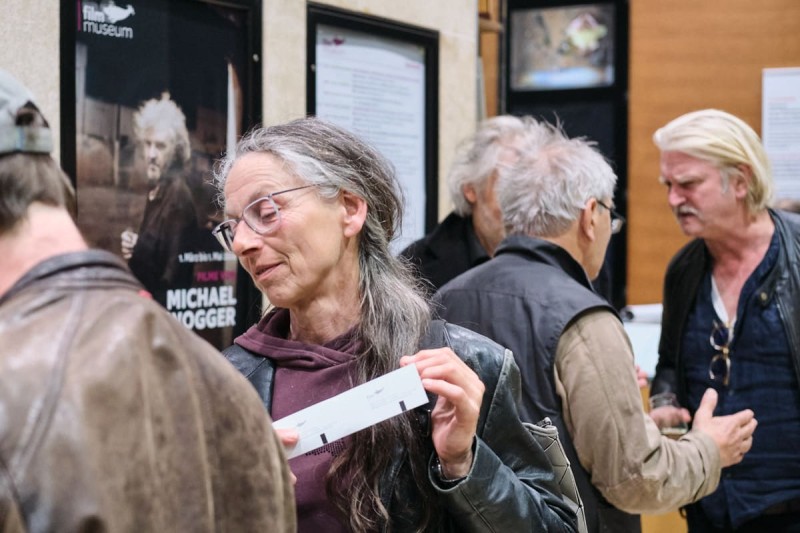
top-left (225, 320), bottom-right (578, 532)
top-left (652, 209), bottom-right (800, 402)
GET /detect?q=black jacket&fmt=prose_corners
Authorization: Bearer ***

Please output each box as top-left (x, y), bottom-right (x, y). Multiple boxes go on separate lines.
top-left (652, 208), bottom-right (800, 404)
top-left (128, 169), bottom-right (197, 305)
top-left (224, 319), bottom-right (578, 533)
top-left (400, 212), bottom-right (488, 292)
top-left (435, 235), bottom-right (641, 533)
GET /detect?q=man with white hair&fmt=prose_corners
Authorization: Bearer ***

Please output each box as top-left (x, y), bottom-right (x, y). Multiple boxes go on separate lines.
top-left (121, 92), bottom-right (197, 304)
top-left (652, 109), bottom-right (800, 531)
top-left (436, 124), bottom-right (758, 532)
top-left (401, 115), bottom-right (549, 291)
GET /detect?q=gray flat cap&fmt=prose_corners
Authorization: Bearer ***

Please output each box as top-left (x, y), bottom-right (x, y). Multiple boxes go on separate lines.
top-left (0, 69), bottom-right (54, 155)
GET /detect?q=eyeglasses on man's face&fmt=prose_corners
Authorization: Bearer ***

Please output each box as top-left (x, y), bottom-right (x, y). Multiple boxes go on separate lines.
top-left (709, 320), bottom-right (733, 386)
top-left (212, 185), bottom-right (315, 252)
top-left (596, 199), bottom-right (626, 234)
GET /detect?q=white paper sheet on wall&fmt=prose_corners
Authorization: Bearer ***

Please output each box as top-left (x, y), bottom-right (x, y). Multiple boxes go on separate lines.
top-left (762, 67), bottom-right (800, 200)
top-left (622, 303), bottom-right (663, 378)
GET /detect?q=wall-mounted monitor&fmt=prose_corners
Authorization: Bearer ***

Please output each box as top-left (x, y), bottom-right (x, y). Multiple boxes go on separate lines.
top-left (509, 2), bottom-right (616, 91)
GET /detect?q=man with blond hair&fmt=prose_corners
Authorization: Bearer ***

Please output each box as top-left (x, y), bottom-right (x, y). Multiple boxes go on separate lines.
top-left (652, 109), bottom-right (800, 531)
top-left (121, 92), bottom-right (197, 304)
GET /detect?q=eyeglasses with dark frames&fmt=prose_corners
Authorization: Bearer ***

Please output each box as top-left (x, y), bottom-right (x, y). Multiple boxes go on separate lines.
top-left (212, 185), bottom-right (315, 251)
top-left (709, 320), bottom-right (733, 386)
top-left (596, 199), bottom-right (626, 234)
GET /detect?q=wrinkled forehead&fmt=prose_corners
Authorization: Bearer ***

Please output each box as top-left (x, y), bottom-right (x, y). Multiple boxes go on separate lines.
top-left (659, 150), bottom-right (719, 177)
top-left (142, 126), bottom-right (175, 147)
top-left (222, 152), bottom-right (305, 214)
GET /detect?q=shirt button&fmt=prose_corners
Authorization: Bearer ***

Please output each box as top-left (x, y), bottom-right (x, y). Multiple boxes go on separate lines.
top-left (760, 292), bottom-right (768, 303)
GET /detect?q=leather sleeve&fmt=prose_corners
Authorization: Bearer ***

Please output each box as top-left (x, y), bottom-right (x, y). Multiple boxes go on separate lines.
top-left (652, 239), bottom-right (706, 398)
top-left (222, 344), bottom-right (276, 413)
top-left (651, 256), bottom-right (682, 396)
top-left (436, 325), bottom-right (578, 533)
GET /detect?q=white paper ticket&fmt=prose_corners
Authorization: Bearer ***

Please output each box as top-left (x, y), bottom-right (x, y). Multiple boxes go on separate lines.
top-left (272, 364), bottom-right (429, 459)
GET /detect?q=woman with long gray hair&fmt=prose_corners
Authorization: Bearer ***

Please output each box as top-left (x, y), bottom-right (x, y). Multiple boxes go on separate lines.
top-left (212, 116), bottom-right (577, 532)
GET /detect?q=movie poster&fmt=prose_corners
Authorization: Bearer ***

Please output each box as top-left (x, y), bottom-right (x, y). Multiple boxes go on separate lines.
top-left (73, 0), bottom-right (252, 349)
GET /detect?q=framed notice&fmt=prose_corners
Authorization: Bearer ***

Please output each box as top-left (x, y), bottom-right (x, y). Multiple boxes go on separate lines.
top-left (60, 0), bottom-right (261, 349)
top-left (307, 3), bottom-right (439, 253)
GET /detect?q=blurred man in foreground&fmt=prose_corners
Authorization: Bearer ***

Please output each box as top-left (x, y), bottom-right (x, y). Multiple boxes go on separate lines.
top-left (0, 69), bottom-right (295, 532)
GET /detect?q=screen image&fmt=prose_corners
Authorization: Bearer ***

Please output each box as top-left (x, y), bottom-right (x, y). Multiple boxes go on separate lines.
top-left (510, 3), bottom-right (615, 91)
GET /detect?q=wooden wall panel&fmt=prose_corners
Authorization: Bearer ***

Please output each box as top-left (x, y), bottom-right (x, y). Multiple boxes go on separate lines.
top-left (627, 0), bottom-right (800, 304)
top-left (479, 0), bottom-right (502, 119)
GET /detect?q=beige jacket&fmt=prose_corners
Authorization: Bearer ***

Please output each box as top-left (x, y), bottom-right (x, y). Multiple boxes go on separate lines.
top-left (0, 251), bottom-right (295, 532)
top-left (554, 310), bottom-right (720, 514)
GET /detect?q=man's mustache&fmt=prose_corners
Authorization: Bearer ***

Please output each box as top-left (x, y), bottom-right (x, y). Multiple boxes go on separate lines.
top-left (674, 205), bottom-right (700, 218)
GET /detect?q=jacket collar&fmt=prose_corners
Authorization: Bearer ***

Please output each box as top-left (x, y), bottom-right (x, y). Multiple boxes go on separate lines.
top-left (427, 212), bottom-right (488, 265)
top-left (0, 249), bottom-right (139, 306)
top-left (495, 234), bottom-right (597, 292)
top-left (751, 208), bottom-right (797, 306)
top-left (677, 208), bottom-right (794, 307)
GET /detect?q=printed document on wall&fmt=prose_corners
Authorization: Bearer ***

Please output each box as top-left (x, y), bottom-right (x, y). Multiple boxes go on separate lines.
top-left (762, 67), bottom-right (800, 200)
top-left (315, 25), bottom-right (426, 252)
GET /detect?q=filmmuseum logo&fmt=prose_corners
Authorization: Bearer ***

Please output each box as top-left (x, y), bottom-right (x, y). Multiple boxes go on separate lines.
top-left (78, 1), bottom-right (136, 39)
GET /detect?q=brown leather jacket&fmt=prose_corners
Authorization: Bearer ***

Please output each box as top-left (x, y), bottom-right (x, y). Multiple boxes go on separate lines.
top-left (0, 250), bottom-right (296, 532)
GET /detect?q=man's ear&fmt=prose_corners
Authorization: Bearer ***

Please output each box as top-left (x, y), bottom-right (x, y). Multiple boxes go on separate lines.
top-left (732, 164), bottom-right (753, 199)
top-left (579, 199), bottom-right (598, 242)
top-left (463, 183), bottom-right (478, 205)
top-left (341, 191), bottom-right (368, 238)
